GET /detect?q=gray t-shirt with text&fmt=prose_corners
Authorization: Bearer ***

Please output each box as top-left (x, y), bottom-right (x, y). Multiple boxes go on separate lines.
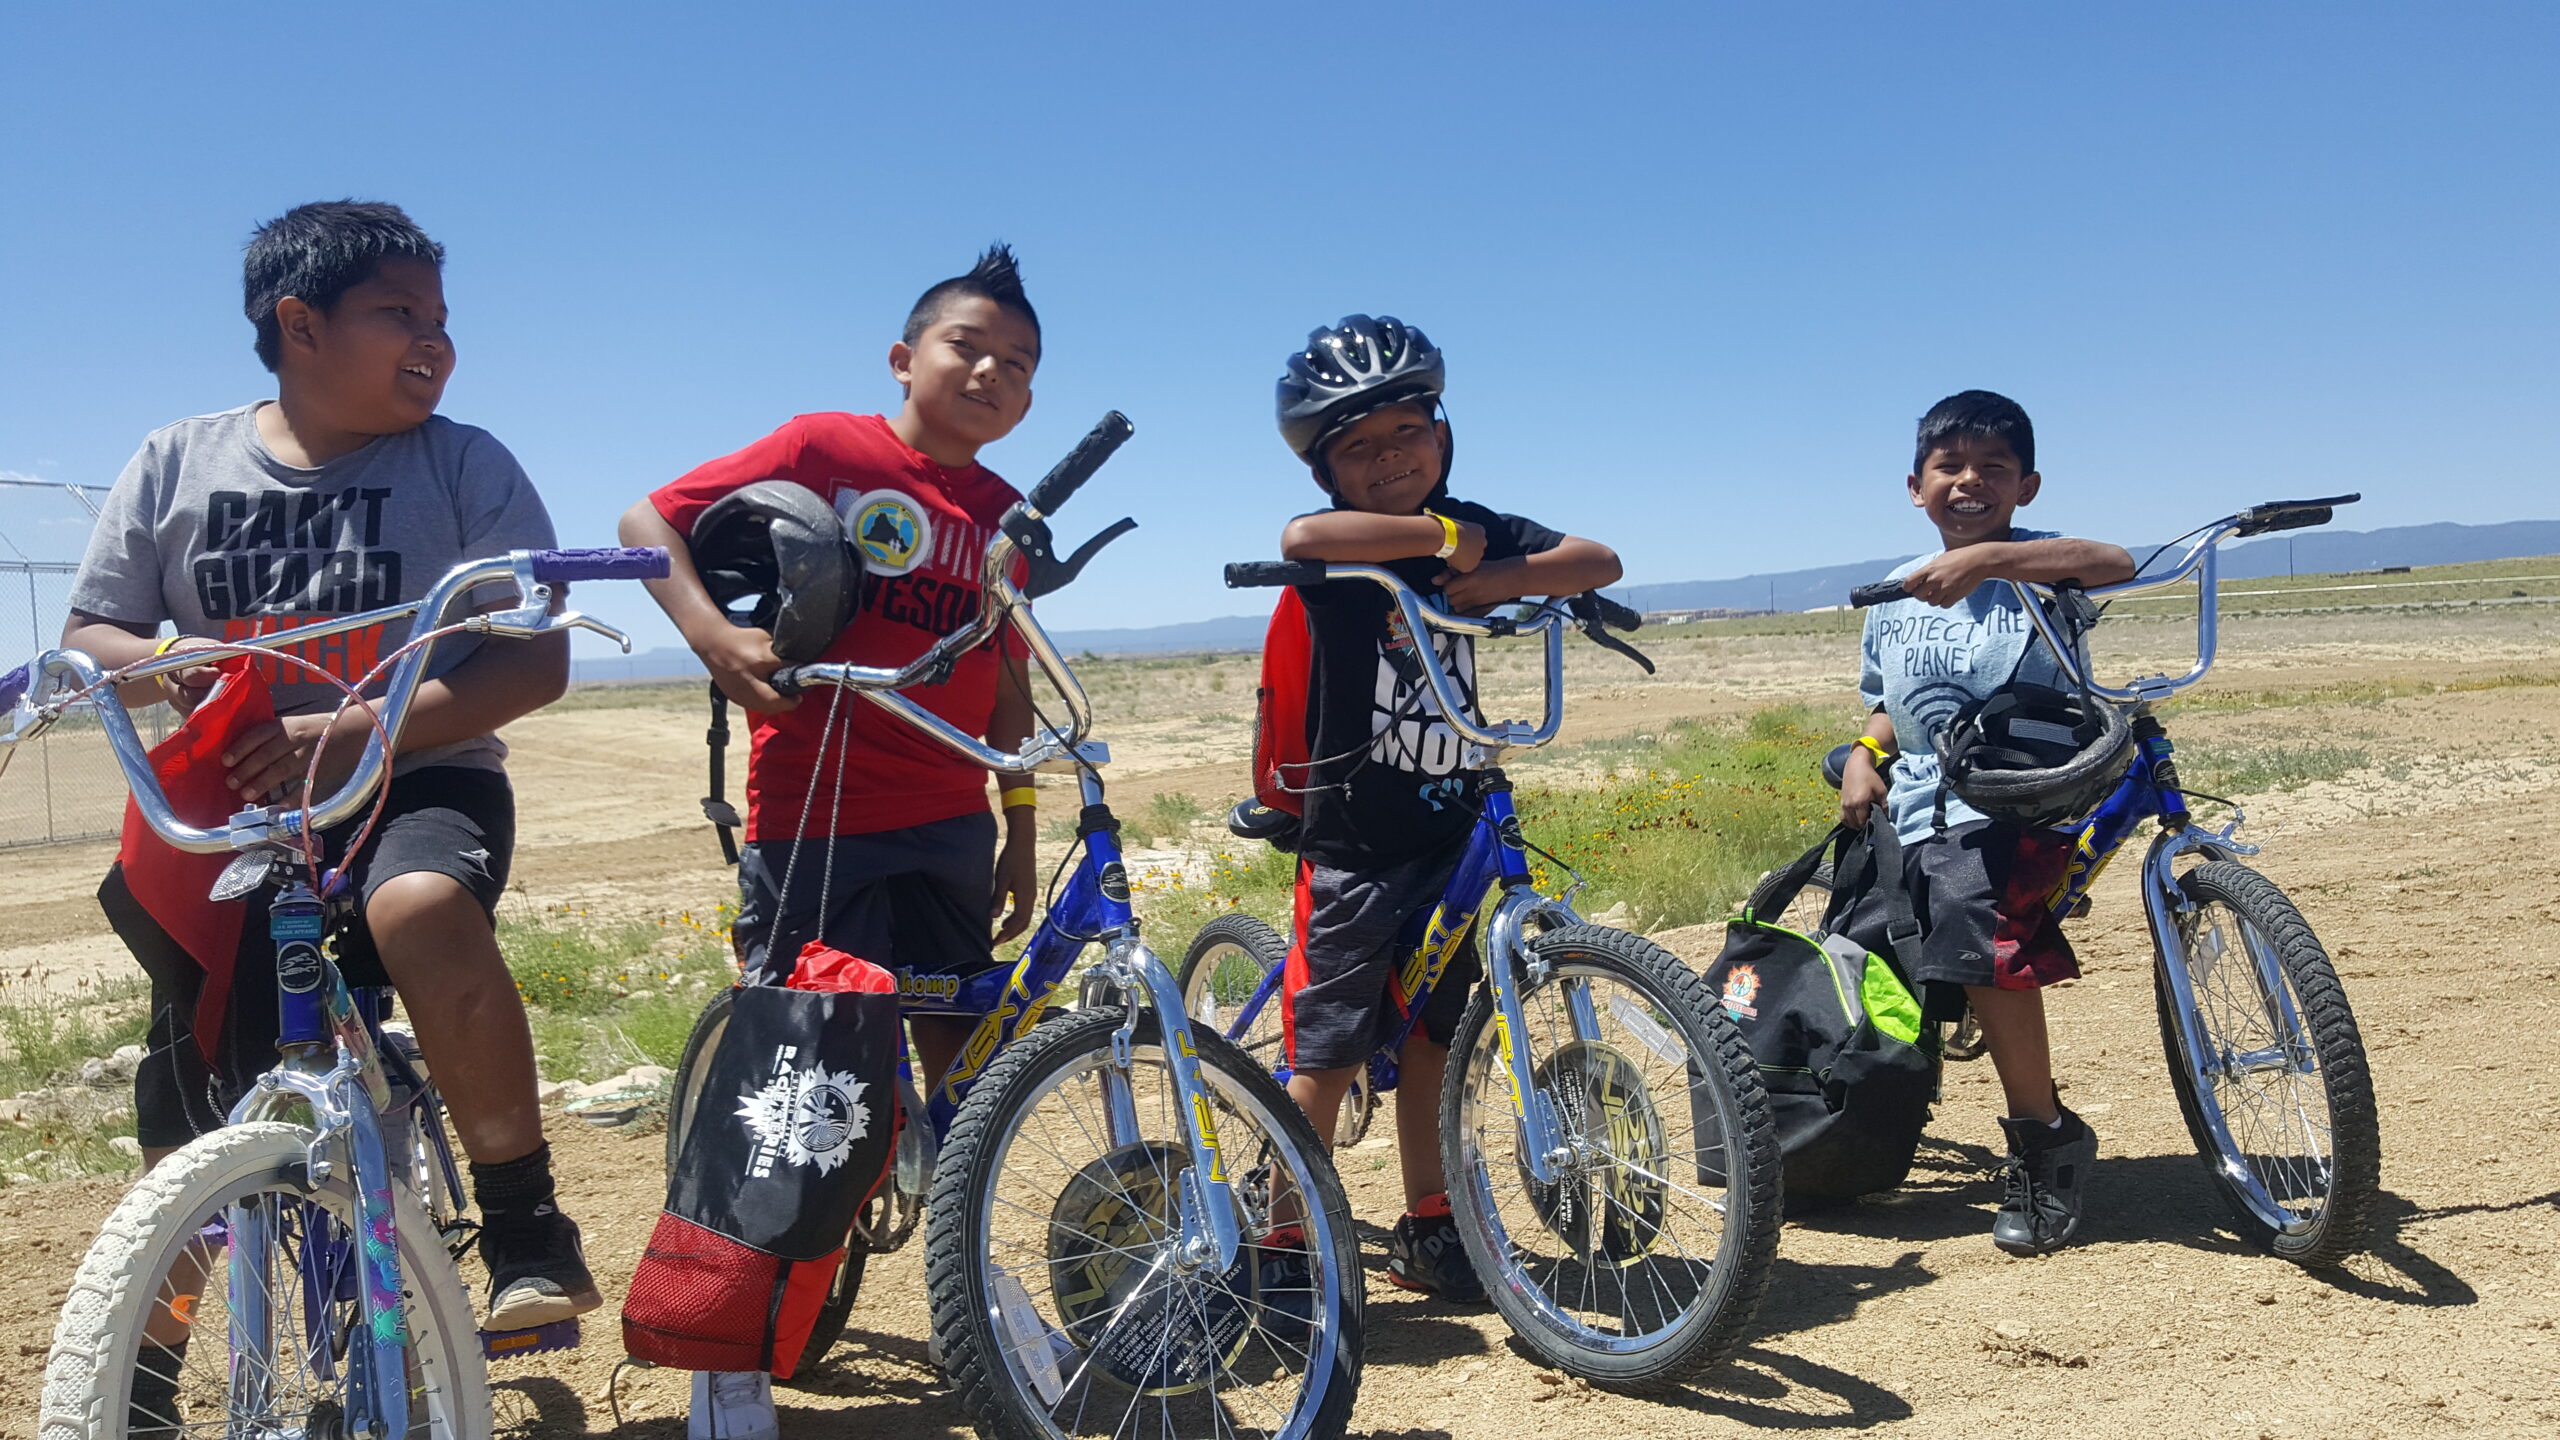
top-left (1857, 528), bottom-right (2067, 845)
top-left (68, 404), bottom-right (556, 775)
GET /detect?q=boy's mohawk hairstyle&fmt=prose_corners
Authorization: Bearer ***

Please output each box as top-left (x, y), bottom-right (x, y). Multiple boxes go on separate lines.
top-left (903, 242), bottom-right (1041, 349)
top-left (243, 200), bottom-right (445, 372)
top-left (1914, 389), bottom-right (2036, 476)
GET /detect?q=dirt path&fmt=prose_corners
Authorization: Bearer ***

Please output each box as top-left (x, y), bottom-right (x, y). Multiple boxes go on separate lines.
top-left (3, 616), bottom-right (2557, 1437)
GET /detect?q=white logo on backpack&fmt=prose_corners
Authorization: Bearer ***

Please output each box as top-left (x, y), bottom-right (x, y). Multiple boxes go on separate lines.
top-left (737, 1047), bottom-right (872, 1177)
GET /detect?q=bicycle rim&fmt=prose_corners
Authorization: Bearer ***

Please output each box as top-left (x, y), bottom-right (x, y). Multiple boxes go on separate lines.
top-left (1446, 927), bottom-right (1776, 1387)
top-left (930, 1010), bottom-right (1359, 1440)
top-left (1181, 918), bottom-right (1287, 1072)
top-left (43, 1121), bottom-right (488, 1440)
top-left (2161, 868), bottom-right (2358, 1243)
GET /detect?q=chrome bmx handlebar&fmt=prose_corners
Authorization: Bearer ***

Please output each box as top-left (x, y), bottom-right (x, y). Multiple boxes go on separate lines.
top-left (0, 546), bottom-right (666, 853)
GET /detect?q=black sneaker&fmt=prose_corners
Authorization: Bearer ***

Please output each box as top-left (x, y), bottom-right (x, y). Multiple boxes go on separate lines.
top-left (1992, 1107), bottom-right (2098, 1256)
top-left (1386, 1211), bottom-right (1487, 1304)
top-left (479, 1205), bottom-right (603, 1329)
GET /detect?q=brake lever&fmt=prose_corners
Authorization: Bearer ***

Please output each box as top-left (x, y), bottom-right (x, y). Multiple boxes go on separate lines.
top-left (1582, 621), bottom-right (1656, 674)
top-left (1004, 510), bottom-right (1139, 600)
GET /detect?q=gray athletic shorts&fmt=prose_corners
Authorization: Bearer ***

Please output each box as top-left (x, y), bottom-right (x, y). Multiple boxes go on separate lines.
top-left (1283, 837), bottom-right (1482, 1072)
top-left (733, 812), bottom-right (998, 987)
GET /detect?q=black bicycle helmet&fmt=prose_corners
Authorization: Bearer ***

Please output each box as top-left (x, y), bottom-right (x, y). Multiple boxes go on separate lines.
top-left (1932, 680), bottom-right (2134, 828)
top-left (1276, 314), bottom-right (1447, 465)
top-left (689, 481), bottom-right (858, 663)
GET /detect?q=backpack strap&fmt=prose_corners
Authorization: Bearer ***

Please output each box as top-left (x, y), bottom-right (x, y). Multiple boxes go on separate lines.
top-left (1840, 818), bottom-right (1925, 981)
top-left (1744, 826), bottom-right (1854, 924)
top-left (702, 682), bottom-right (742, 867)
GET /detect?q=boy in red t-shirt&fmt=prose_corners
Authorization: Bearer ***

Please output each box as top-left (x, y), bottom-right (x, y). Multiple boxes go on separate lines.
top-left (620, 247), bottom-right (1042, 1104)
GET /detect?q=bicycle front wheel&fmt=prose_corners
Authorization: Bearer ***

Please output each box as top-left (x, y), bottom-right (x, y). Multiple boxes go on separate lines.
top-left (2155, 860), bottom-right (2379, 1266)
top-left (1443, 924), bottom-right (1781, 1391)
top-left (925, 1007), bottom-right (1362, 1440)
top-left (42, 1121), bottom-right (491, 1439)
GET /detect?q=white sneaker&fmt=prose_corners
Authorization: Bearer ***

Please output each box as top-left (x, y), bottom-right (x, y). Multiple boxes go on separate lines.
top-left (689, 1369), bottom-right (778, 1440)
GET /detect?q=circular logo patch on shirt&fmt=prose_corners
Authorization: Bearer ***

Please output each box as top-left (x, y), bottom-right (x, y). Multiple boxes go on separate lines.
top-left (838, 489), bottom-right (934, 575)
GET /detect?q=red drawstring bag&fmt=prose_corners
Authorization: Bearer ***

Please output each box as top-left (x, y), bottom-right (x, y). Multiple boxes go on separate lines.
top-left (116, 656), bottom-right (275, 1061)
top-left (623, 940), bottom-right (900, 1376)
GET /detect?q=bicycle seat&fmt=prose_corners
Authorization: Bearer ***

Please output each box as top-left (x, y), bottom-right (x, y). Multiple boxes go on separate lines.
top-left (1226, 797), bottom-right (1302, 853)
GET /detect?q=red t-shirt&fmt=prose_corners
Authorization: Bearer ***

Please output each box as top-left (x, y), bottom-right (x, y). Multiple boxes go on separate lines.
top-left (651, 413), bottom-right (1022, 841)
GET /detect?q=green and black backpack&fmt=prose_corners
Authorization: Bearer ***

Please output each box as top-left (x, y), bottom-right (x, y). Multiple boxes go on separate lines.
top-left (1703, 822), bottom-right (1934, 1204)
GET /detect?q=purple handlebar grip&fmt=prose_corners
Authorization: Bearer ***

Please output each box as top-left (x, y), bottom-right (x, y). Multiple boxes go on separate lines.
top-left (0, 661), bottom-right (28, 710)
top-left (526, 547), bottom-right (671, 583)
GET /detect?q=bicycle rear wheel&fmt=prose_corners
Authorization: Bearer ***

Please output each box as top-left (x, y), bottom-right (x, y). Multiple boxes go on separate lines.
top-left (1178, 916), bottom-right (1374, 1147)
top-left (1442, 924), bottom-right (1780, 1391)
top-left (2154, 860), bottom-right (2379, 1266)
top-left (42, 1121), bottom-right (490, 1439)
top-left (926, 1007), bottom-right (1362, 1440)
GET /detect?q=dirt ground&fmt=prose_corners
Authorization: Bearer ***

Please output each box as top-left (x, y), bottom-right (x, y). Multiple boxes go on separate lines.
top-left (3, 601), bottom-right (2557, 1438)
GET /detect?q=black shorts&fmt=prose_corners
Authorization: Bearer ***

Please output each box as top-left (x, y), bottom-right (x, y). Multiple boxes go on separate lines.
top-left (113, 766), bottom-right (515, 1148)
top-left (1863, 820), bottom-right (2080, 1024)
top-left (1281, 836), bottom-right (1482, 1072)
top-left (733, 812), bottom-right (998, 988)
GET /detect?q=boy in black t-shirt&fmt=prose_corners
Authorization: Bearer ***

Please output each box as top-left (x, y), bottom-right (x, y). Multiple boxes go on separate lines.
top-left (1267, 316), bottom-right (1622, 1301)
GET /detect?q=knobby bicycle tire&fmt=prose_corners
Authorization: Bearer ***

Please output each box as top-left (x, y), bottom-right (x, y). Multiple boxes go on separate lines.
top-left (925, 1007), bottom-right (1362, 1440)
top-left (1441, 924), bottom-right (1782, 1391)
top-left (42, 1121), bottom-right (490, 1440)
top-left (2154, 860), bottom-right (2379, 1267)
top-left (1177, 914), bottom-right (1375, 1148)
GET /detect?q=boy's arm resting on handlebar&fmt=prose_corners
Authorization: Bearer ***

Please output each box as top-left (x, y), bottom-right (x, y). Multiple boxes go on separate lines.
top-left (1840, 710), bottom-right (1895, 830)
top-left (1279, 511), bottom-right (1489, 572)
top-left (987, 654), bottom-right (1039, 946)
top-left (1440, 536), bottom-right (1621, 613)
top-left (1897, 537), bottom-right (2136, 608)
top-left (60, 613), bottom-right (221, 715)
top-left (618, 498), bottom-right (798, 713)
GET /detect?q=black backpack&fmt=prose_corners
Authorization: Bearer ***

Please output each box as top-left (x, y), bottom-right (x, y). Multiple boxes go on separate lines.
top-left (1702, 824), bottom-right (1935, 1204)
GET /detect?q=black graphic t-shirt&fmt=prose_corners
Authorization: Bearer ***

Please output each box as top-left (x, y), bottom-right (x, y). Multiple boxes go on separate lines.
top-left (69, 404), bottom-right (557, 775)
top-left (1292, 497), bottom-right (1565, 870)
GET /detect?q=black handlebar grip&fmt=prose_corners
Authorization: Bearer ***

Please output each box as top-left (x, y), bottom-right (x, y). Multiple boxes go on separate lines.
top-left (0, 661), bottom-right (29, 711)
top-left (1224, 561), bottom-right (1328, 589)
top-left (2233, 492), bottom-right (2360, 537)
top-left (1025, 411), bottom-right (1135, 518)
top-left (527, 547), bottom-right (672, 582)
top-left (1593, 595), bottom-right (1643, 632)
top-left (1849, 579), bottom-right (1909, 608)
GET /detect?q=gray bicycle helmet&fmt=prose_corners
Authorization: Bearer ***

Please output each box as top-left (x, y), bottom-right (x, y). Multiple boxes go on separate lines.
top-left (689, 481), bottom-right (857, 663)
top-left (1933, 681), bottom-right (2135, 829)
top-left (1276, 314), bottom-right (1448, 465)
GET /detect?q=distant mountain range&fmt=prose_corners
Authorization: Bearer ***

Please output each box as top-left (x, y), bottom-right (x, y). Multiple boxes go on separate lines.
top-left (569, 518), bottom-right (2560, 679)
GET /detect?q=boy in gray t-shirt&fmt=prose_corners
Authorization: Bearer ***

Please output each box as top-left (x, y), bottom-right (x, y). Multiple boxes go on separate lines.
top-left (63, 202), bottom-right (598, 1348)
top-left (1838, 391), bottom-right (2134, 1257)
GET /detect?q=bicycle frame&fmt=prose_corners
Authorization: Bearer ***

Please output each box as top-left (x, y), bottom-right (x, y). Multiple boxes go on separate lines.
top-left (773, 476), bottom-right (1246, 1269)
top-left (1205, 567), bottom-right (1651, 1187)
top-left (5, 546), bottom-right (659, 1423)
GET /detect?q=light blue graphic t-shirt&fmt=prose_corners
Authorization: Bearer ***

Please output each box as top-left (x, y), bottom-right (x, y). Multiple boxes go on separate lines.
top-left (1857, 528), bottom-right (2065, 845)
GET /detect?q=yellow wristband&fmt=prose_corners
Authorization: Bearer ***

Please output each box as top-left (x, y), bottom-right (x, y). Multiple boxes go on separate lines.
top-left (1001, 786), bottom-right (1038, 810)
top-left (154, 635), bottom-right (185, 656)
top-left (1854, 736), bottom-right (1894, 767)
top-left (1424, 509), bottom-right (1460, 560)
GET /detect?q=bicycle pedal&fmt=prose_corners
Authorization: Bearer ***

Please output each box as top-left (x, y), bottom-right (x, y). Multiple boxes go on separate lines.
top-left (480, 1318), bottom-right (582, 1360)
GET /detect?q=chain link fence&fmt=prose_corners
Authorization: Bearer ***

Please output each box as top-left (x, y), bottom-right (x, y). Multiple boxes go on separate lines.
top-left (1, 560), bottom-right (173, 849)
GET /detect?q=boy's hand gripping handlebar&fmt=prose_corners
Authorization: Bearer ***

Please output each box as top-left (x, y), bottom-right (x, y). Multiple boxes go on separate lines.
top-left (1846, 494), bottom-right (2360, 704)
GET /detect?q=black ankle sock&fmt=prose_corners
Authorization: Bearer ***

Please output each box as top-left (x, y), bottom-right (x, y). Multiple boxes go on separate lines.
top-left (130, 1337), bottom-right (187, 1429)
top-left (471, 1142), bottom-right (559, 1228)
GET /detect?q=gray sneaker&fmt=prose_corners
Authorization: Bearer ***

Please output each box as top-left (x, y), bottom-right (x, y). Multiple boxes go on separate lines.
top-left (1993, 1107), bottom-right (2097, 1256)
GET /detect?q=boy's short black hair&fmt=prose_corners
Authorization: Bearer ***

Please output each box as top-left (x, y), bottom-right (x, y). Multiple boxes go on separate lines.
top-left (1914, 389), bottom-right (2035, 475)
top-left (244, 201), bottom-right (446, 372)
top-left (902, 243), bottom-right (1041, 353)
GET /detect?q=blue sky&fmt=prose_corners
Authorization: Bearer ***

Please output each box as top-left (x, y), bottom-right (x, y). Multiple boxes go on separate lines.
top-left (3, 3), bottom-right (2553, 656)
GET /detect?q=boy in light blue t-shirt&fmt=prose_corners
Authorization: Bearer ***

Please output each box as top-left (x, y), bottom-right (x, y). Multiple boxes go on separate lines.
top-left (1840, 390), bottom-right (2134, 1256)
